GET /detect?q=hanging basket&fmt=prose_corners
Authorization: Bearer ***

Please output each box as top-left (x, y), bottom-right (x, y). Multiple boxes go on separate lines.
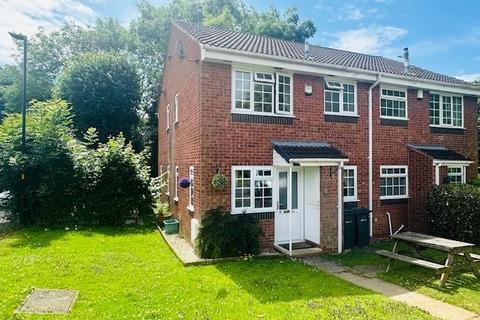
top-left (179, 177), bottom-right (191, 188)
top-left (212, 173), bottom-right (227, 190)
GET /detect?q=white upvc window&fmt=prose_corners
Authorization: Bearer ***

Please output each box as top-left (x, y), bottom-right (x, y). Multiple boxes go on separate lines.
top-left (429, 93), bottom-right (463, 128)
top-left (232, 69), bottom-right (293, 116)
top-left (165, 165), bottom-right (170, 196)
top-left (174, 165), bottom-right (179, 201)
top-left (380, 166), bottom-right (408, 200)
top-left (343, 166), bottom-right (358, 202)
top-left (380, 87), bottom-right (408, 120)
top-left (187, 166), bottom-right (194, 211)
top-left (231, 166), bottom-right (273, 214)
top-left (166, 104), bottom-right (170, 131)
top-left (174, 93), bottom-right (179, 124)
top-left (447, 166), bottom-right (465, 184)
top-left (324, 79), bottom-right (357, 116)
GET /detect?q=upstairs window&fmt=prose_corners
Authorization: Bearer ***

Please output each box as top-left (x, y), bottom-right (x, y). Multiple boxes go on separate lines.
top-left (380, 87), bottom-right (407, 120)
top-left (380, 166), bottom-right (408, 199)
top-left (166, 165), bottom-right (170, 196)
top-left (429, 93), bottom-right (463, 128)
top-left (166, 104), bottom-right (171, 131)
top-left (174, 165), bottom-right (179, 201)
top-left (233, 69), bottom-right (293, 116)
top-left (188, 166), bottom-right (194, 211)
top-left (324, 80), bottom-right (357, 115)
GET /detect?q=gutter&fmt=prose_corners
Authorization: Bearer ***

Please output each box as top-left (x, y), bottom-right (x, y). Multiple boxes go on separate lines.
top-left (368, 74), bottom-right (382, 237)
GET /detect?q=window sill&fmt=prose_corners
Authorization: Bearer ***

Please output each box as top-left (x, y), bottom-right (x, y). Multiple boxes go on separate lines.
top-left (380, 116), bottom-right (409, 121)
top-left (324, 112), bottom-right (359, 118)
top-left (173, 197), bottom-right (179, 202)
top-left (231, 208), bottom-right (274, 215)
top-left (343, 198), bottom-right (359, 202)
top-left (231, 110), bottom-right (295, 118)
top-left (380, 196), bottom-right (409, 200)
top-left (429, 125), bottom-right (464, 130)
top-left (187, 205), bottom-right (194, 212)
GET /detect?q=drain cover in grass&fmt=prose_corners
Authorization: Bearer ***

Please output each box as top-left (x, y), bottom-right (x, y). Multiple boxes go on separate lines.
top-left (17, 289), bottom-right (78, 314)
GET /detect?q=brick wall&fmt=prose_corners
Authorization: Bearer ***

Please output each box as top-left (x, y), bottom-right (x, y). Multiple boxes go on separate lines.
top-left (158, 24), bottom-right (202, 242)
top-left (159, 27), bottom-right (479, 250)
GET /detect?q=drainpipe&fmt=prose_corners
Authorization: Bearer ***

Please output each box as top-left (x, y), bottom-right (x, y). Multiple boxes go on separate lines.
top-left (368, 74), bottom-right (381, 237)
top-left (337, 161), bottom-right (344, 253)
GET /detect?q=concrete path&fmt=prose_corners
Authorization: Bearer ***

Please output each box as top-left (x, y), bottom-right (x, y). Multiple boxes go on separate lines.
top-left (302, 256), bottom-right (480, 320)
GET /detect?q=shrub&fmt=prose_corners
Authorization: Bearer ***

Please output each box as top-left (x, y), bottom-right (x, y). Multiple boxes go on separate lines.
top-left (425, 184), bottom-right (480, 244)
top-left (0, 100), bottom-right (79, 226)
top-left (197, 207), bottom-right (262, 258)
top-left (0, 100), bottom-right (154, 227)
top-left (470, 177), bottom-right (480, 188)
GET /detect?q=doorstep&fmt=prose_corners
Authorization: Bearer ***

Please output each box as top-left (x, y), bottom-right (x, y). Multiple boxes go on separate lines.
top-left (156, 225), bottom-right (282, 266)
top-left (274, 242), bottom-right (323, 257)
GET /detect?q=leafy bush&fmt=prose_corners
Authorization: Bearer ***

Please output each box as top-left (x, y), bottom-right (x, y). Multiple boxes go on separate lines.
top-left (425, 184), bottom-right (480, 244)
top-left (0, 100), bottom-right (154, 227)
top-left (0, 100), bottom-right (78, 226)
top-left (470, 177), bottom-right (480, 188)
top-left (197, 207), bottom-right (262, 258)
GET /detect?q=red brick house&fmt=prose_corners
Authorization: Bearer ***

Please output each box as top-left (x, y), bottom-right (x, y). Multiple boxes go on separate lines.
top-left (158, 21), bottom-right (479, 254)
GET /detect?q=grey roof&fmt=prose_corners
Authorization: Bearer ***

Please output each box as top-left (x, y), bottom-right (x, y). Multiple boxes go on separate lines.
top-left (409, 145), bottom-right (471, 161)
top-left (272, 141), bottom-right (348, 162)
top-left (174, 21), bottom-right (479, 88)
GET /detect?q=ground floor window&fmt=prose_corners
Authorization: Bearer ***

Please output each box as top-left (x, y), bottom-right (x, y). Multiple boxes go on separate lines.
top-left (343, 166), bottom-right (357, 202)
top-left (231, 166), bottom-right (273, 213)
top-left (447, 166), bottom-right (465, 184)
top-left (380, 166), bottom-right (408, 199)
top-left (188, 166), bottom-right (194, 211)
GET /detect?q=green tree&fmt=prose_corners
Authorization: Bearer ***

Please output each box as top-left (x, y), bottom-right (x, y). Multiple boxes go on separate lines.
top-left (56, 52), bottom-right (141, 143)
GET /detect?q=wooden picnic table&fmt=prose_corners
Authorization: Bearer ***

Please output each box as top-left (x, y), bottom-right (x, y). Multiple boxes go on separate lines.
top-left (376, 231), bottom-right (480, 286)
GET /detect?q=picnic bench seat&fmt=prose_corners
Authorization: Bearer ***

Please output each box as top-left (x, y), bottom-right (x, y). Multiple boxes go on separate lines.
top-left (376, 250), bottom-right (447, 273)
top-left (458, 252), bottom-right (480, 261)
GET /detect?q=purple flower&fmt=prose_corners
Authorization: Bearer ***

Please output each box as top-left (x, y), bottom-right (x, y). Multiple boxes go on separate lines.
top-left (179, 177), bottom-right (191, 188)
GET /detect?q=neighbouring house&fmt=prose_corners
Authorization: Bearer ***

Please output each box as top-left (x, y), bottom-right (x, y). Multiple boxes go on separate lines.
top-left (158, 21), bottom-right (480, 253)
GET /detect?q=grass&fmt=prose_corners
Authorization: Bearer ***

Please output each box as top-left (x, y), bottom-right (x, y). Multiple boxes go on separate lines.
top-left (325, 241), bottom-right (480, 314)
top-left (0, 226), bottom-right (434, 320)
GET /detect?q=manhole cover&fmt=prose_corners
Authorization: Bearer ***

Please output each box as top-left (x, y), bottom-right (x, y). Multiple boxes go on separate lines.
top-left (17, 289), bottom-right (78, 314)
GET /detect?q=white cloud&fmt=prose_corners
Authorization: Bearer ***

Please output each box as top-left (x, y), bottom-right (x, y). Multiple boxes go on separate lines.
top-left (344, 8), bottom-right (365, 20)
top-left (454, 73), bottom-right (480, 82)
top-left (0, 0), bottom-right (99, 65)
top-left (330, 26), bottom-right (407, 55)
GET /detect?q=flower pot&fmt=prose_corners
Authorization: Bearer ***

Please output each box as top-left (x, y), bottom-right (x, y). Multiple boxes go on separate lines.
top-left (164, 218), bottom-right (179, 234)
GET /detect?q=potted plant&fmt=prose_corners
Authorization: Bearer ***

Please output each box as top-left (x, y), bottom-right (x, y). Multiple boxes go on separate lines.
top-left (154, 199), bottom-right (172, 226)
top-left (179, 176), bottom-right (191, 188)
top-left (212, 173), bottom-right (227, 190)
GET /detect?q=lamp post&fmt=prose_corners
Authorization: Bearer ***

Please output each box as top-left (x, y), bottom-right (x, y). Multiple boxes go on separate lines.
top-left (9, 32), bottom-right (27, 151)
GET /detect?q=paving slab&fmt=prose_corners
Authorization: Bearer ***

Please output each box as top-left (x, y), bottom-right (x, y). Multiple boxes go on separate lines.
top-left (302, 258), bottom-right (480, 320)
top-left (351, 264), bottom-right (383, 278)
top-left (17, 289), bottom-right (78, 314)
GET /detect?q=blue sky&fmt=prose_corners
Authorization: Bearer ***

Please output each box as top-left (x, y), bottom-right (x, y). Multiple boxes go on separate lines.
top-left (1, 0), bottom-right (479, 81)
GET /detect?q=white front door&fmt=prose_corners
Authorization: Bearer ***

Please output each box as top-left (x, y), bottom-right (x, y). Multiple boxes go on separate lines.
top-left (274, 168), bottom-right (303, 243)
top-left (304, 167), bottom-right (321, 244)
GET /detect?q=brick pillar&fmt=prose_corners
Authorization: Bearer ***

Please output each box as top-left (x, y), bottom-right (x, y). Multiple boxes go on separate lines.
top-left (320, 166), bottom-right (339, 252)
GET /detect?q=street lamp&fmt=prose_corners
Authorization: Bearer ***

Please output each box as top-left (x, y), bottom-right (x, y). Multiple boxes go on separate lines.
top-left (9, 32), bottom-right (27, 151)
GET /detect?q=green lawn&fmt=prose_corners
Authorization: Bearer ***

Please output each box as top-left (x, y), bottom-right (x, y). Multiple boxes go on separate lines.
top-left (325, 241), bottom-right (480, 315)
top-left (0, 227), bottom-right (433, 319)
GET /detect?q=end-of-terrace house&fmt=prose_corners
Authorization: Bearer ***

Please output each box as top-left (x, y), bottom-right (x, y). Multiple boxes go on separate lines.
top-left (158, 21), bottom-right (480, 254)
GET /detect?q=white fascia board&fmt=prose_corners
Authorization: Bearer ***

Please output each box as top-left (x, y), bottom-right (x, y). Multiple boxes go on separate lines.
top-left (432, 160), bottom-right (474, 166)
top-left (289, 159), bottom-right (349, 167)
top-left (202, 46), bottom-right (480, 97)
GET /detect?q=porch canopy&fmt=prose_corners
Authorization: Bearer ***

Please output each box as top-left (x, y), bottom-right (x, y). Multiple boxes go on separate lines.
top-left (272, 140), bottom-right (349, 166)
top-left (409, 144), bottom-right (473, 185)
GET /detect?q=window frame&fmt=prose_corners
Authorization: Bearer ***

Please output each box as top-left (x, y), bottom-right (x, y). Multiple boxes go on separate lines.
top-left (165, 165), bottom-right (170, 196)
top-left (187, 166), bottom-right (194, 212)
top-left (231, 68), bottom-right (294, 117)
top-left (379, 165), bottom-right (409, 200)
top-left (429, 92), bottom-right (464, 129)
top-left (166, 104), bottom-right (170, 131)
top-left (379, 86), bottom-right (408, 120)
top-left (447, 166), bottom-right (465, 184)
top-left (231, 166), bottom-right (274, 214)
top-left (343, 165), bottom-right (358, 202)
top-left (174, 93), bottom-right (179, 124)
top-left (174, 165), bottom-right (179, 202)
top-left (324, 78), bottom-right (358, 117)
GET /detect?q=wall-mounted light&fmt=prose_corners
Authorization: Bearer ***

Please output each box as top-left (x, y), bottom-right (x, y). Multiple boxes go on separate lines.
top-left (305, 84), bottom-right (313, 96)
top-left (416, 89), bottom-right (424, 100)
